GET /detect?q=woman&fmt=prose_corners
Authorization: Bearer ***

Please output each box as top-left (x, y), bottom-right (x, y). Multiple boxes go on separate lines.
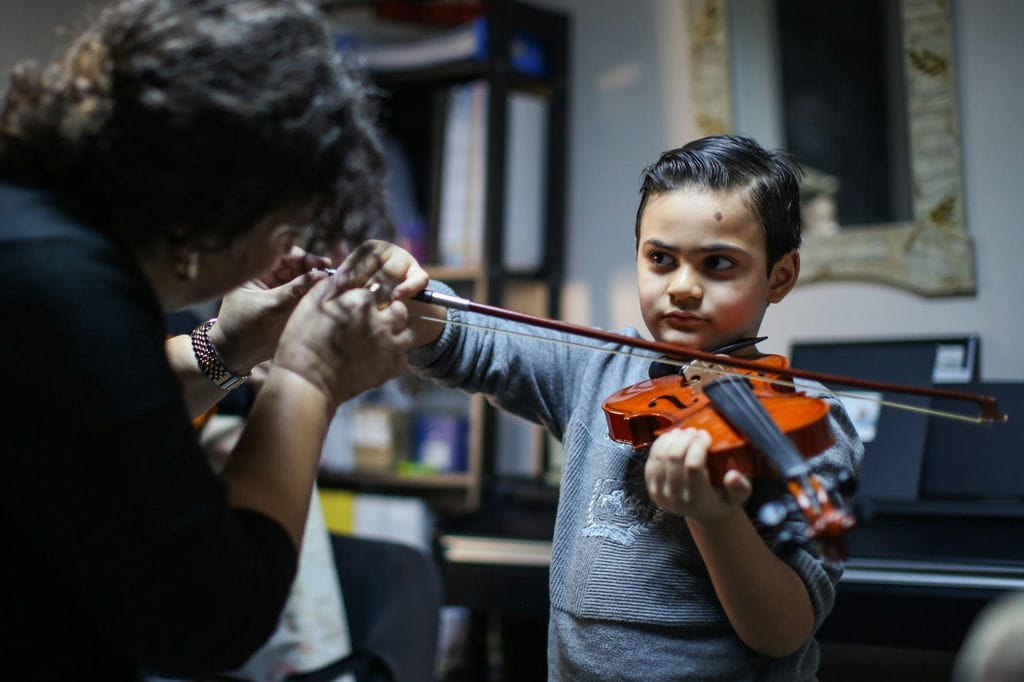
top-left (0, 0), bottom-right (426, 678)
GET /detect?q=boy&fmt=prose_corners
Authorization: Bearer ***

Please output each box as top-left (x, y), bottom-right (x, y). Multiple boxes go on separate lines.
top-left (379, 135), bottom-right (863, 680)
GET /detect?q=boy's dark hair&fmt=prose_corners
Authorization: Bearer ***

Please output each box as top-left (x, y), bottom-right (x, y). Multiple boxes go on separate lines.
top-left (635, 134), bottom-right (804, 270)
top-left (0, 0), bottom-right (389, 255)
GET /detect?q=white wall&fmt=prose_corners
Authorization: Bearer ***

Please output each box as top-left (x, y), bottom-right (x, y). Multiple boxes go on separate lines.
top-left (0, 0), bottom-right (95, 90)
top-left (536, 0), bottom-right (1024, 382)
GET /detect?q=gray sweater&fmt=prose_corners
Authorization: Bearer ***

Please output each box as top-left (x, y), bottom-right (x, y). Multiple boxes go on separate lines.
top-left (409, 283), bottom-right (864, 681)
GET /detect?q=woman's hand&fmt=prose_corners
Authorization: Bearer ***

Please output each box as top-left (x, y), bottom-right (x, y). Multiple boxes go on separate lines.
top-left (328, 239), bottom-right (444, 347)
top-left (645, 427), bottom-right (753, 520)
top-left (327, 240), bottom-right (430, 304)
top-left (271, 275), bottom-right (415, 411)
top-left (211, 248), bottom-right (333, 375)
top-left (222, 269), bottom-right (413, 549)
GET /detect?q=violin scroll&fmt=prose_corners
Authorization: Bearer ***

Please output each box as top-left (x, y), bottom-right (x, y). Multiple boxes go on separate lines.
top-left (754, 475), bottom-right (856, 563)
top-left (785, 476), bottom-right (856, 562)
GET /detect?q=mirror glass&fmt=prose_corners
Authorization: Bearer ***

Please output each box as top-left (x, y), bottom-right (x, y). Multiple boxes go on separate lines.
top-left (687, 0), bottom-right (975, 296)
top-left (775, 0), bottom-right (911, 234)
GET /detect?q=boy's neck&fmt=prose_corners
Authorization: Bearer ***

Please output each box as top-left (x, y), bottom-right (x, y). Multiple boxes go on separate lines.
top-left (648, 337), bottom-right (768, 379)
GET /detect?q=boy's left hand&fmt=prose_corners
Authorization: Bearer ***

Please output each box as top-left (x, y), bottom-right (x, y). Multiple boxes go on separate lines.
top-left (646, 427), bottom-right (753, 520)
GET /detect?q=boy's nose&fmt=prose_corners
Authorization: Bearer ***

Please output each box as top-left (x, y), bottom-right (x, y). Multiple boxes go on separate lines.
top-left (668, 267), bottom-right (702, 301)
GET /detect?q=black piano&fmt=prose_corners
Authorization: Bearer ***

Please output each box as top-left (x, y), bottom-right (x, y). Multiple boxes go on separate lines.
top-left (790, 338), bottom-right (1024, 657)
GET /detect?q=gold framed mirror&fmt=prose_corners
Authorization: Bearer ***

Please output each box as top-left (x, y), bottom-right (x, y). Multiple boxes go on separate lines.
top-left (687, 0), bottom-right (975, 296)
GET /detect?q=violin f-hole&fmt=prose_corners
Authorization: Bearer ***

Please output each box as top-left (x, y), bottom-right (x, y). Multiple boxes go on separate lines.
top-left (648, 394), bottom-right (693, 410)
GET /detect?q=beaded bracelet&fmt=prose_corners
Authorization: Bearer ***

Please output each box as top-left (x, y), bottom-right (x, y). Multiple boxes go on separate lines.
top-left (190, 318), bottom-right (250, 390)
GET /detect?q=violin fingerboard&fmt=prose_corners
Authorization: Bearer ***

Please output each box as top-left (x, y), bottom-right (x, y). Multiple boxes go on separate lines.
top-left (703, 375), bottom-right (809, 478)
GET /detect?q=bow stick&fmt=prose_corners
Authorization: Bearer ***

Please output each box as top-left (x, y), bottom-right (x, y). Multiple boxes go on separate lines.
top-left (411, 289), bottom-right (1008, 425)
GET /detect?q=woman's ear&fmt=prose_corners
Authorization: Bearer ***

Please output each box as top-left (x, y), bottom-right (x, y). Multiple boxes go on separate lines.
top-left (767, 250), bottom-right (800, 303)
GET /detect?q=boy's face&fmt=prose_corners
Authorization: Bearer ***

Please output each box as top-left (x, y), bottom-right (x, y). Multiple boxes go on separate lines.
top-left (636, 187), bottom-right (798, 354)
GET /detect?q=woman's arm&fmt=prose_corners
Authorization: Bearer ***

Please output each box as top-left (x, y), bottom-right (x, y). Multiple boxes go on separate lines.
top-left (221, 280), bottom-right (414, 546)
top-left (169, 248), bottom-right (333, 419)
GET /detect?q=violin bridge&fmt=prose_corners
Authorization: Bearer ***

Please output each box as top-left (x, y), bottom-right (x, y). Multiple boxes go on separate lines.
top-left (681, 360), bottom-right (722, 393)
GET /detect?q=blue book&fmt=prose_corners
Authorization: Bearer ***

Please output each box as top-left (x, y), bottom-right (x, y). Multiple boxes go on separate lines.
top-left (336, 16), bottom-right (547, 77)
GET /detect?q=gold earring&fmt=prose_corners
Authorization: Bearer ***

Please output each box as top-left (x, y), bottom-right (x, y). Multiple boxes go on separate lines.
top-left (176, 251), bottom-right (199, 281)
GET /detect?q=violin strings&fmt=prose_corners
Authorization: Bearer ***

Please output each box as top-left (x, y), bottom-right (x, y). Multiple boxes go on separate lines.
top-left (677, 361), bottom-right (988, 425)
top-left (716, 375), bottom-right (815, 476)
top-left (413, 314), bottom-right (989, 425)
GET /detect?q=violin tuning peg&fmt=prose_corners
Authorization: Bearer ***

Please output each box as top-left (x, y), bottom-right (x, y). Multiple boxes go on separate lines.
top-left (836, 470), bottom-right (858, 497)
top-left (757, 501), bottom-right (791, 529)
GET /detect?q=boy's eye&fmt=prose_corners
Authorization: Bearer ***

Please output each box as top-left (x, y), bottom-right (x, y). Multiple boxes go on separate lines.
top-left (705, 255), bottom-right (735, 272)
top-left (648, 250), bottom-right (675, 267)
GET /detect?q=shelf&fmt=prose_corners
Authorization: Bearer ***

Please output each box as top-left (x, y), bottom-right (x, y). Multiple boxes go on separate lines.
top-left (320, 0), bottom-right (568, 519)
top-left (372, 61), bottom-right (557, 95)
top-left (424, 264), bottom-right (483, 282)
top-left (369, 59), bottom-right (489, 85)
top-left (320, 470), bottom-right (475, 491)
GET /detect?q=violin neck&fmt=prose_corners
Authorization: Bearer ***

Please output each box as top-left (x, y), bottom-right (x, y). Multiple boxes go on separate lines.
top-left (703, 375), bottom-right (809, 478)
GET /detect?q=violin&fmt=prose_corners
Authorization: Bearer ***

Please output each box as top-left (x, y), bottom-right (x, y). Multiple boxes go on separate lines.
top-left (409, 288), bottom-right (1007, 560)
top-left (604, 354), bottom-right (854, 561)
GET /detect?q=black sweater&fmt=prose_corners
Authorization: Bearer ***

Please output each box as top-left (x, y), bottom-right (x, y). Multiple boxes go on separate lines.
top-left (0, 182), bottom-right (297, 679)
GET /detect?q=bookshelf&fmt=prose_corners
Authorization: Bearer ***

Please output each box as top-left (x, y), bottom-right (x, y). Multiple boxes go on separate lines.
top-left (320, 1), bottom-right (569, 516)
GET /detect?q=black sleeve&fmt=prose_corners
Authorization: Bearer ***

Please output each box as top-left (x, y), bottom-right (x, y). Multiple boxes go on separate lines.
top-left (0, 197), bottom-right (298, 675)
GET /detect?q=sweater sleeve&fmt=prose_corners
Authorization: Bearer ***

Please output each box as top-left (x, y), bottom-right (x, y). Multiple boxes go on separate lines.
top-left (409, 280), bottom-right (616, 440)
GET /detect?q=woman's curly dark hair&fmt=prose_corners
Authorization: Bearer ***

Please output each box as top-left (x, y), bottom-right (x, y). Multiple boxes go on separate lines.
top-left (0, 0), bottom-right (390, 254)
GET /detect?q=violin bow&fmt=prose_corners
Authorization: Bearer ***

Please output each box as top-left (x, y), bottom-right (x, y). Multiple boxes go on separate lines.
top-left (412, 289), bottom-right (1008, 425)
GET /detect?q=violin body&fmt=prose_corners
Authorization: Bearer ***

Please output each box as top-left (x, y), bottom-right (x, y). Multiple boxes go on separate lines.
top-left (603, 355), bottom-right (835, 485)
top-left (603, 354), bottom-right (854, 560)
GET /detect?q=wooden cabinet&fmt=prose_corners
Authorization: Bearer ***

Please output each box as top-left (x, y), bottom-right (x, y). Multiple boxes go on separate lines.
top-left (318, 1), bottom-right (569, 515)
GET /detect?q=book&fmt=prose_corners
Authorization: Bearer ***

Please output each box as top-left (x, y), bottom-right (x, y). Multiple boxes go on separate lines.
top-left (319, 488), bottom-right (356, 535)
top-left (439, 534), bottom-right (552, 566)
top-left (353, 493), bottom-right (435, 552)
top-left (319, 378), bottom-right (413, 474)
top-left (464, 80), bottom-right (488, 266)
top-left (436, 83), bottom-right (471, 266)
top-left (374, 0), bottom-right (484, 27)
top-left (337, 16), bottom-right (548, 77)
top-left (410, 411), bottom-right (469, 473)
top-left (382, 135), bottom-right (430, 263)
top-left (319, 489), bottom-right (435, 553)
top-left (502, 91), bottom-right (549, 271)
top-left (436, 80), bottom-right (488, 266)
top-left (352, 405), bottom-right (410, 473)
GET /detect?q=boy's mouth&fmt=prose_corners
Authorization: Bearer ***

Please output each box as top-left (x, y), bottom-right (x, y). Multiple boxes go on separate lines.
top-left (662, 311), bottom-right (705, 330)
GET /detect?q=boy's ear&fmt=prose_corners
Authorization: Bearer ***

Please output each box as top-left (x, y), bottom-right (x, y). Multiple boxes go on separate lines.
top-left (767, 250), bottom-right (800, 303)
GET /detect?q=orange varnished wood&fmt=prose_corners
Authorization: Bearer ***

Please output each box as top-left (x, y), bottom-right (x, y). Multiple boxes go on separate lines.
top-left (602, 355), bottom-right (853, 561)
top-left (603, 356), bottom-right (834, 485)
